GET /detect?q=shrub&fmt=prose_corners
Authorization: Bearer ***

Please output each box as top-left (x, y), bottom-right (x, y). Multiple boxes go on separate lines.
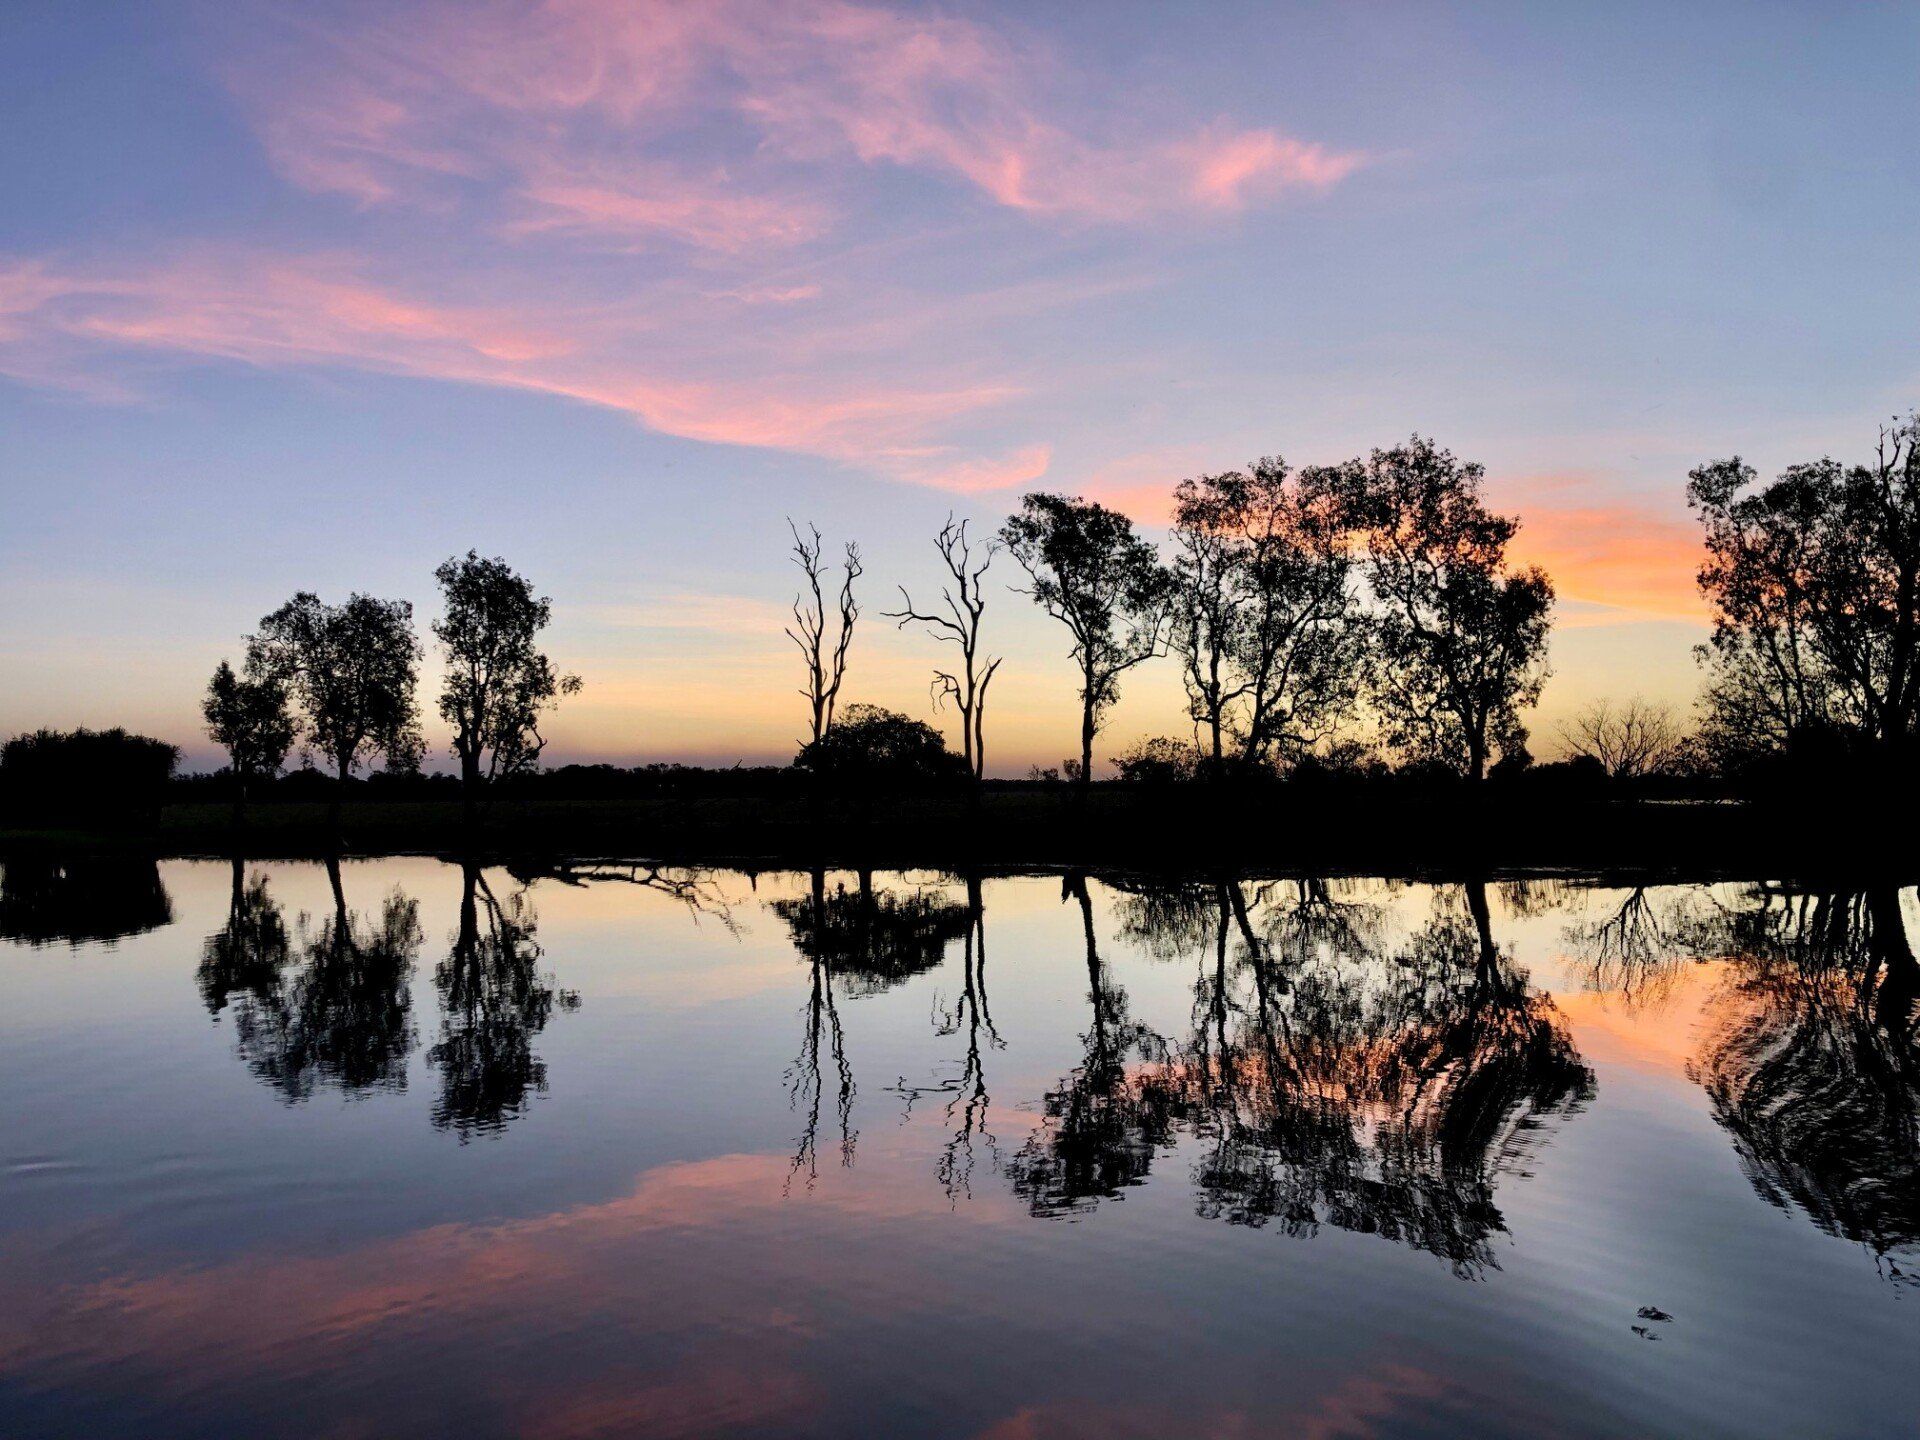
top-left (0, 728), bottom-right (180, 825)
top-left (793, 705), bottom-right (969, 787)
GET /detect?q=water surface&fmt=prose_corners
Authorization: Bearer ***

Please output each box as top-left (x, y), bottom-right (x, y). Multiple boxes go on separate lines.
top-left (1, 859), bottom-right (1915, 1438)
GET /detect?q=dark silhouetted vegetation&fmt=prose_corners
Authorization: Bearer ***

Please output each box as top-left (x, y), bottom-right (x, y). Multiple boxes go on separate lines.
top-left (203, 660), bottom-right (296, 822)
top-left (786, 521), bottom-right (862, 747)
top-left (0, 727), bottom-right (178, 826)
top-left (247, 592), bottom-right (423, 823)
top-left (887, 516), bottom-right (1002, 782)
top-left (1002, 493), bottom-right (1170, 791)
top-left (793, 703), bottom-right (969, 789)
top-left (14, 417), bottom-right (1920, 864)
top-left (435, 552), bottom-right (581, 822)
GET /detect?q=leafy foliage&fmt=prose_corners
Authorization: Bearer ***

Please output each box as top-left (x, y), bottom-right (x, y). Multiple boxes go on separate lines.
top-left (247, 592), bottom-right (423, 781)
top-left (434, 552), bottom-right (580, 787)
top-left (1329, 436), bottom-right (1554, 780)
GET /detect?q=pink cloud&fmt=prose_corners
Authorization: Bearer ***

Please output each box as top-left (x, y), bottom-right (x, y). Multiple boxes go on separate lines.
top-left (228, 0), bottom-right (1363, 237)
top-left (1186, 126), bottom-right (1366, 209)
top-left (0, 249), bottom-right (1023, 471)
top-left (1498, 476), bottom-right (1708, 622)
top-left (910, 443), bottom-right (1052, 495)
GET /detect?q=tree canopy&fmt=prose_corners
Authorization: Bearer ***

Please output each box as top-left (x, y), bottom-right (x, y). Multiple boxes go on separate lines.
top-left (1001, 493), bottom-right (1169, 785)
top-left (247, 592), bottom-right (423, 784)
top-left (1330, 437), bottom-right (1554, 781)
top-left (434, 552), bottom-right (580, 794)
top-left (1690, 415), bottom-right (1920, 770)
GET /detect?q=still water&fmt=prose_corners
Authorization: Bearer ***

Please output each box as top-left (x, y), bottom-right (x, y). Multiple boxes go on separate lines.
top-left (1, 858), bottom-right (1915, 1439)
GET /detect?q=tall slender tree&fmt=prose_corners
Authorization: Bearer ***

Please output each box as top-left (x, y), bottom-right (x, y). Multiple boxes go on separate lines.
top-left (434, 552), bottom-right (581, 821)
top-left (203, 659), bottom-right (296, 822)
top-left (1330, 437), bottom-right (1554, 781)
top-left (1001, 494), bottom-right (1169, 789)
top-left (785, 521), bottom-right (862, 745)
top-left (246, 592), bottom-right (423, 825)
top-left (886, 515), bottom-right (1003, 781)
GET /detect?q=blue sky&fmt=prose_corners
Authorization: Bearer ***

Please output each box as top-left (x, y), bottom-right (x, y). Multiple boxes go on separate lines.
top-left (3, 1), bottom-right (1916, 771)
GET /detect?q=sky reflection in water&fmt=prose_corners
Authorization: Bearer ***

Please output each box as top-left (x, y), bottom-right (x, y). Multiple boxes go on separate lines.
top-left (1, 860), bottom-right (1916, 1439)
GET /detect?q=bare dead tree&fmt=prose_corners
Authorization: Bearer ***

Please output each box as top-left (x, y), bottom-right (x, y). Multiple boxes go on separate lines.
top-left (884, 515), bottom-right (1004, 781)
top-left (1559, 696), bottom-right (1686, 779)
top-left (785, 521), bottom-right (863, 746)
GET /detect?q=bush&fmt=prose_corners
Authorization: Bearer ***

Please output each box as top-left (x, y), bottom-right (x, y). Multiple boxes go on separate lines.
top-left (793, 705), bottom-right (969, 788)
top-left (1111, 737), bottom-right (1201, 785)
top-left (0, 728), bottom-right (179, 825)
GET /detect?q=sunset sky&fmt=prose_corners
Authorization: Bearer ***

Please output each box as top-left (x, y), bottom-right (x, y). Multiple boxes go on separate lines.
top-left (4, 1), bottom-right (1917, 773)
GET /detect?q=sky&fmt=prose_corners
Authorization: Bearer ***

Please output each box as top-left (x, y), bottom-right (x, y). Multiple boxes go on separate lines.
top-left (3, 0), bottom-right (1917, 775)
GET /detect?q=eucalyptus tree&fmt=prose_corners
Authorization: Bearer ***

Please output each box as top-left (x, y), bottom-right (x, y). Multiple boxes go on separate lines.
top-left (434, 552), bottom-right (581, 820)
top-left (1167, 458), bottom-right (1363, 773)
top-left (1331, 437), bottom-right (1554, 781)
top-left (886, 515), bottom-right (1003, 781)
top-left (247, 592), bottom-right (423, 822)
top-left (202, 659), bottom-right (295, 821)
top-left (1689, 413), bottom-right (1920, 770)
top-left (1001, 493), bottom-right (1169, 788)
top-left (785, 521), bottom-right (862, 746)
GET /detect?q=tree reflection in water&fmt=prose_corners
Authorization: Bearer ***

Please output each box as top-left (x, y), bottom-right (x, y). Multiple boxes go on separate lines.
top-left (0, 857), bottom-right (173, 947)
top-left (199, 856), bottom-right (421, 1102)
top-left (1013, 876), bottom-right (1593, 1276)
top-left (895, 872), bottom-right (1003, 1201)
top-left (430, 865), bottom-right (578, 1140)
top-left (773, 870), bottom-right (979, 1189)
top-left (1684, 883), bottom-right (1920, 1283)
top-left (1005, 872), bottom-right (1178, 1216)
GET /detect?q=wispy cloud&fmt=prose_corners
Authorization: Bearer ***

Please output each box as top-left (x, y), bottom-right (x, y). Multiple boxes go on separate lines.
top-left (0, 249), bottom-right (1023, 468)
top-left (231, 0), bottom-right (1364, 240)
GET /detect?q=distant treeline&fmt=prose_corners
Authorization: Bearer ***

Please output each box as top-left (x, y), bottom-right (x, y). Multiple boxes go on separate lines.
top-left (5, 417), bottom-right (1919, 831)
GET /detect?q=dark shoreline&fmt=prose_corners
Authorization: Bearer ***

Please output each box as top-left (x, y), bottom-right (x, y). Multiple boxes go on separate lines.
top-left (0, 792), bottom-right (1907, 884)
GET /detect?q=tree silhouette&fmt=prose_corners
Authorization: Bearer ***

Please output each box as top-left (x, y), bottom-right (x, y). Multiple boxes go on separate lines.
top-left (429, 864), bottom-right (578, 1139)
top-left (1167, 460), bottom-right (1362, 771)
top-left (1558, 697), bottom-right (1687, 779)
top-left (1690, 414), bottom-right (1920, 772)
top-left (792, 704), bottom-right (969, 796)
top-left (434, 553), bottom-right (581, 823)
top-left (886, 516), bottom-right (1004, 782)
top-left (246, 592), bottom-right (423, 826)
top-left (202, 660), bottom-right (295, 822)
top-left (1001, 494), bottom-right (1169, 789)
top-left (1330, 437), bottom-right (1554, 780)
top-left (785, 521), bottom-right (862, 745)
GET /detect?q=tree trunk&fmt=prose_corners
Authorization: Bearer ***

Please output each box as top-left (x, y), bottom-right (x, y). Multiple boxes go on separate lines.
top-left (1464, 879), bottom-right (1497, 982)
top-left (1867, 886), bottom-right (1920, 1034)
top-left (325, 852), bottom-right (348, 921)
top-left (330, 755), bottom-right (348, 839)
top-left (1079, 698), bottom-right (1096, 791)
top-left (460, 749), bottom-right (481, 831)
